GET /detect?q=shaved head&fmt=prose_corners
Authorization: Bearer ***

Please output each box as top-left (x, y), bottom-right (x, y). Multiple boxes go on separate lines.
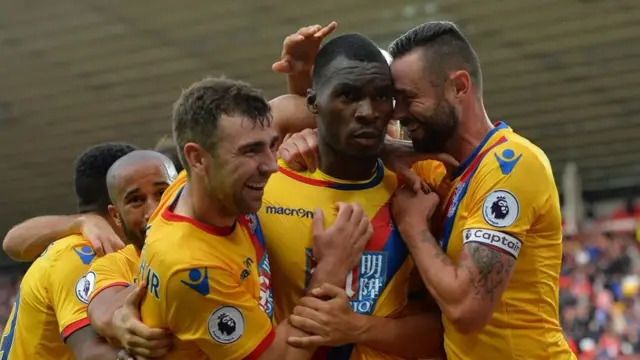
top-left (107, 150), bottom-right (176, 203)
top-left (106, 150), bottom-right (176, 249)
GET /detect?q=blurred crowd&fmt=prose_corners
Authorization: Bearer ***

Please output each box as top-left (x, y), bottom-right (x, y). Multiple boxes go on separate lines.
top-left (0, 214), bottom-right (639, 359)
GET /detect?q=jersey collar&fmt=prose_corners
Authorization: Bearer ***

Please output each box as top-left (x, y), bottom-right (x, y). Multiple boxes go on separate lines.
top-left (452, 121), bottom-right (508, 179)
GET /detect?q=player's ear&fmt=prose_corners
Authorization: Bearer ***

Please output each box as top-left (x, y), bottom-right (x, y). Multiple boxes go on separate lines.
top-left (306, 88), bottom-right (319, 115)
top-left (183, 143), bottom-right (207, 175)
top-left (107, 204), bottom-right (121, 226)
top-left (449, 70), bottom-right (470, 99)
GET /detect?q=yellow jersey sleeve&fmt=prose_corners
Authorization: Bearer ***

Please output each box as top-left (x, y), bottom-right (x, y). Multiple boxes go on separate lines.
top-left (48, 245), bottom-right (95, 340)
top-left (412, 160), bottom-right (447, 190)
top-left (88, 252), bottom-right (132, 304)
top-left (461, 144), bottom-right (552, 259)
top-left (165, 266), bottom-right (274, 360)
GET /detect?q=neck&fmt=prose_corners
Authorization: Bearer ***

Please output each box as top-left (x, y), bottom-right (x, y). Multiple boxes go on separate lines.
top-left (446, 99), bottom-right (494, 163)
top-left (177, 178), bottom-right (236, 228)
top-left (317, 138), bottom-right (379, 181)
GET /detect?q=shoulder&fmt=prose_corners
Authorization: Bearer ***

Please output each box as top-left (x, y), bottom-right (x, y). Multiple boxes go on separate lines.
top-left (480, 133), bottom-right (553, 186)
top-left (47, 235), bottom-right (96, 268)
top-left (143, 220), bottom-right (226, 276)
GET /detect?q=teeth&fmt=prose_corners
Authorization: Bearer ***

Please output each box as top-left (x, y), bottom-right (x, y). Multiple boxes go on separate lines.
top-left (246, 183), bottom-right (266, 190)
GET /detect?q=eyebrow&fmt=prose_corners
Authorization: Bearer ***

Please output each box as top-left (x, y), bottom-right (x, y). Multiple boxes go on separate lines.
top-left (238, 134), bottom-right (280, 151)
top-left (123, 182), bottom-right (169, 198)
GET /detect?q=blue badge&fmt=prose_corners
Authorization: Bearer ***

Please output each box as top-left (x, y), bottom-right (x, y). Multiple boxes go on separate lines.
top-left (181, 268), bottom-right (209, 296)
top-left (495, 148), bottom-right (522, 175)
top-left (73, 246), bottom-right (96, 265)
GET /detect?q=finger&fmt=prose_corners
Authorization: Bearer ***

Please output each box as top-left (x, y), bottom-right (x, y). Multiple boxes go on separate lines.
top-left (298, 24), bottom-right (322, 37)
top-left (310, 283), bottom-right (346, 300)
top-left (289, 314), bottom-right (327, 336)
top-left (356, 215), bottom-right (370, 239)
top-left (283, 33), bottom-right (305, 47)
top-left (348, 202), bottom-right (365, 224)
top-left (314, 21), bottom-right (337, 39)
top-left (334, 202), bottom-right (354, 225)
top-left (88, 237), bottom-right (105, 257)
top-left (287, 335), bottom-right (327, 348)
top-left (297, 296), bottom-right (327, 311)
top-left (126, 341), bottom-right (172, 358)
top-left (130, 325), bottom-right (171, 341)
top-left (300, 130), bottom-right (319, 173)
top-left (111, 236), bottom-right (126, 251)
top-left (125, 283), bottom-right (146, 308)
top-left (292, 136), bottom-right (315, 172)
top-left (312, 208), bottom-right (325, 235)
top-left (272, 60), bottom-right (291, 74)
top-left (361, 222), bottom-right (374, 245)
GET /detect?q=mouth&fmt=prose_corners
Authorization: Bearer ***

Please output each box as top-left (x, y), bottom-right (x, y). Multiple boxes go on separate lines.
top-left (246, 182), bottom-right (266, 192)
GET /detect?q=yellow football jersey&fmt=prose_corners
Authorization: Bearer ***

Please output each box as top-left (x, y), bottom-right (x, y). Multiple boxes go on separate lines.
top-left (259, 159), bottom-right (413, 360)
top-left (413, 122), bottom-right (575, 360)
top-left (139, 192), bottom-right (274, 360)
top-left (88, 244), bottom-right (140, 303)
top-left (0, 235), bottom-right (97, 360)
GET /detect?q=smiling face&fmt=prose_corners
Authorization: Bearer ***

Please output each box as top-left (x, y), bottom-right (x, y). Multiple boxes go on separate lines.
top-left (310, 56), bottom-right (395, 157)
top-left (391, 49), bottom-right (459, 153)
top-left (188, 115), bottom-right (279, 216)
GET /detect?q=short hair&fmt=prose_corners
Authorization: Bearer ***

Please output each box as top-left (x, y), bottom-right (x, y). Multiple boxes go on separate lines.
top-left (154, 135), bottom-right (184, 173)
top-left (389, 21), bottom-right (482, 92)
top-left (312, 33), bottom-right (388, 86)
top-left (172, 77), bottom-right (271, 171)
top-left (74, 142), bottom-right (139, 215)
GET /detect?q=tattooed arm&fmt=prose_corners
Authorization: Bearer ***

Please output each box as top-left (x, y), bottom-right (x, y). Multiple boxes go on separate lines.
top-left (391, 147), bottom-right (547, 334)
top-left (399, 228), bottom-right (515, 334)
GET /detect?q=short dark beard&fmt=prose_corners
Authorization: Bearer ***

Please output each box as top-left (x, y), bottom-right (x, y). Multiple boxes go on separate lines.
top-left (413, 100), bottom-right (458, 154)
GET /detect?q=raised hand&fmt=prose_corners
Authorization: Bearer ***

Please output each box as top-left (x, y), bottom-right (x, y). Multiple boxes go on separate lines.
top-left (272, 22), bottom-right (338, 75)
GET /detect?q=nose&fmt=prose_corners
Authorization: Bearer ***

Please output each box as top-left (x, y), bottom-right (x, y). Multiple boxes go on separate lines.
top-left (144, 199), bottom-right (159, 222)
top-left (259, 151), bottom-right (278, 176)
top-left (354, 98), bottom-right (377, 124)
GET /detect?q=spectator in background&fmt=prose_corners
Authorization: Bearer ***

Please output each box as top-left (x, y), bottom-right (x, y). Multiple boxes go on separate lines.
top-left (560, 229), bottom-right (640, 359)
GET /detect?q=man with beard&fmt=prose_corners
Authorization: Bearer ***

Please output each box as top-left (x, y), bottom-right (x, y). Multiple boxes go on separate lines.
top-left (277, 20), bottom-right (574, 360)
top-left (86, 150), bottom-right (176, 358)
top-left (0, 143), bottom-right (136, 360)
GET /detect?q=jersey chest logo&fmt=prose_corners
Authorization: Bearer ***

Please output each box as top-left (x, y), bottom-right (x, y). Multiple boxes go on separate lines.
top-left (304, 204), bottom-right (408, 315)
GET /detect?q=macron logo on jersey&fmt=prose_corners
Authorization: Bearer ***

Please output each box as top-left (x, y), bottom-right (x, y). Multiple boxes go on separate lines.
top-left (265, 206), bottom-right (313, 219)
top-left (494, 148), bottom-right (522, 175)
top-left (464, 228), bottom-right (522, 259)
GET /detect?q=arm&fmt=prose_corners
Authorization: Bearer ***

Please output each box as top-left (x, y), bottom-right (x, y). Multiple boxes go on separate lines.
top-left (3, 213), bottom-right (122, 261)
top-left (48, 243), bottom-right (120, 358)
top-left (88, 286), bottom-right (133, 341)
top-left (394, 148), bottom-right (544, 334)
top-left (66, 326), bottom-right (121, 360)
top-left (164, 267), bottom-right (315, 360)
top-left (269, 94), bottom-right (316, 141)
top-left (290, 283), bottom-right (443, 359)
top-left (287, 72), bottom-right (312, 97)
top-left (354, 312), bottom-right (443, 359)
top-left (3, 215), bottom-right (85, 261)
